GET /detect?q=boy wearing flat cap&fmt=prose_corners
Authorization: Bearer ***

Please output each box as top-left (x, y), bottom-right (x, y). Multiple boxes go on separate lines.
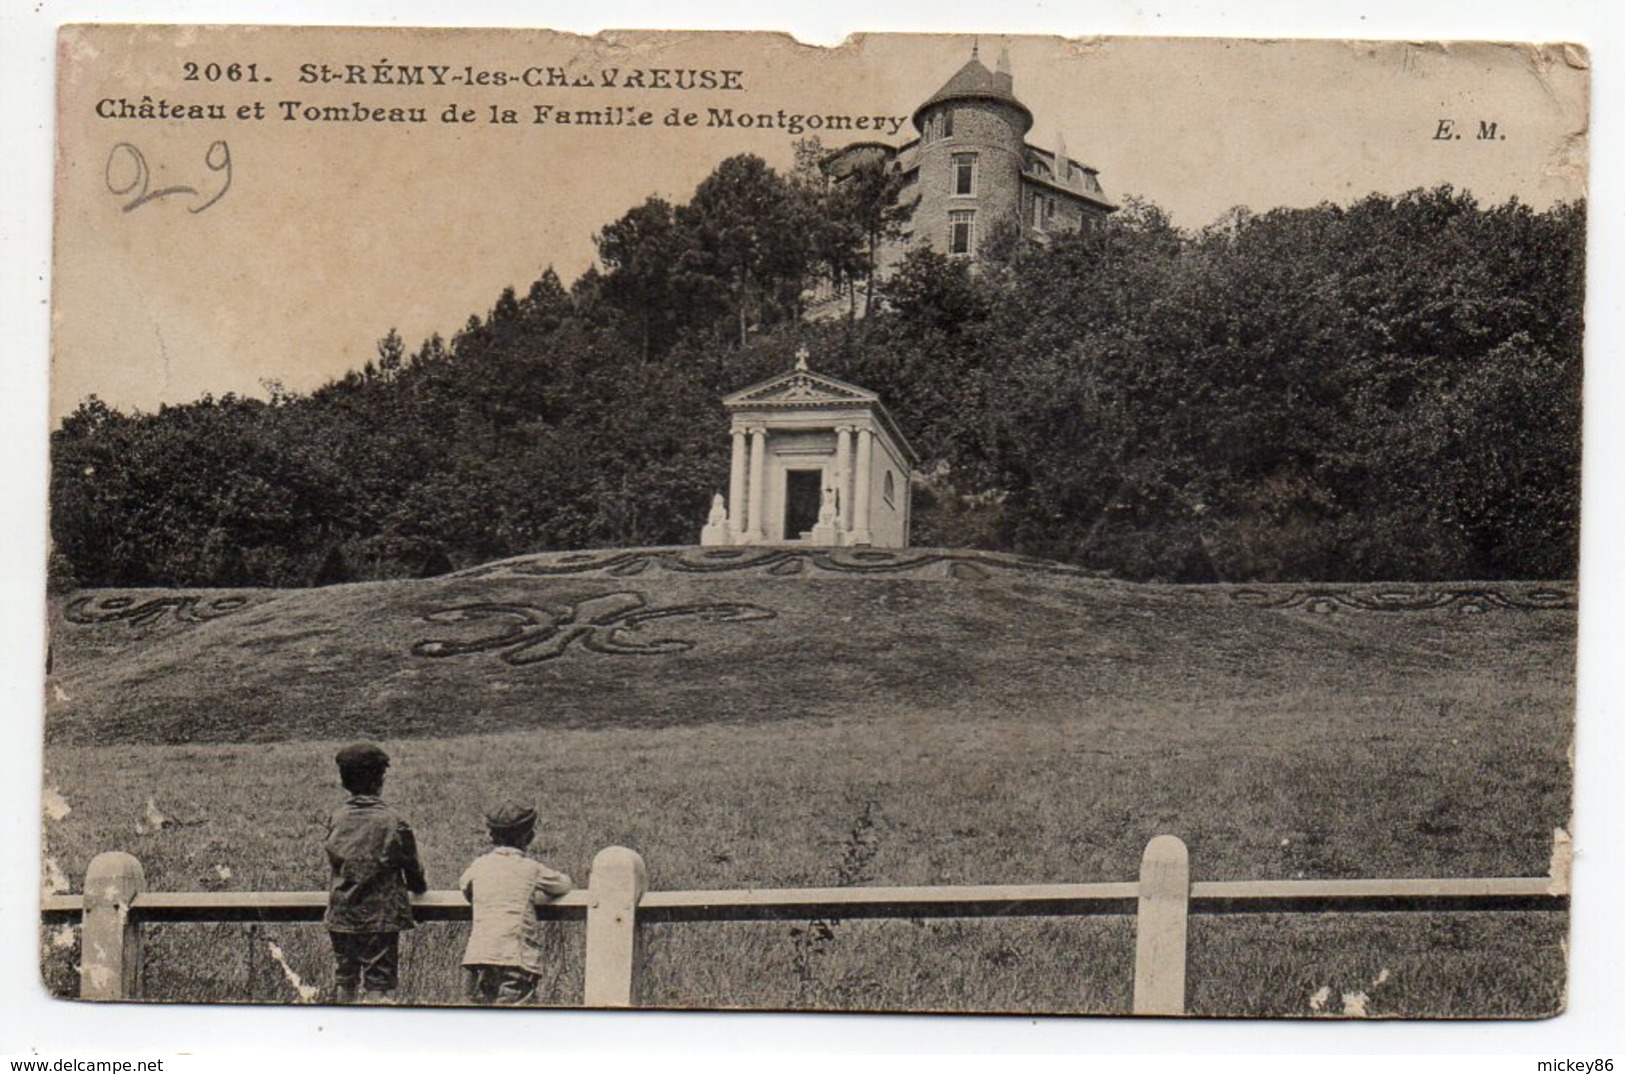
top-left (324, 741), bottom-right (428, 1004)
top-left (459, 798), bottom-right (574, 1005)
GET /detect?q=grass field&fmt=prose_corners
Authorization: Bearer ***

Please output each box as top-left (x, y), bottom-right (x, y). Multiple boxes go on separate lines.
top-left (39, 548), bottom-right (1575, 1016)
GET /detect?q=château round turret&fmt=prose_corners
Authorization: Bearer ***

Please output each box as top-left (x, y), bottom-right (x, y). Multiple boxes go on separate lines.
top-left (909, 46), bottom-right (1034, 259)
top-left (821, 43), bottom-right (1116, 281)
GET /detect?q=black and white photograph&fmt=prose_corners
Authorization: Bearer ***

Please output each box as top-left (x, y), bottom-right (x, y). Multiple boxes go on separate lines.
top-left (27, 16), bottom-right (1597, 1034)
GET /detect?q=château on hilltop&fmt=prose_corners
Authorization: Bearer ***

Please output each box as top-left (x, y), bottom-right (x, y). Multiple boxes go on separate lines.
top-left (823, 43), bottom-right (1116, 278)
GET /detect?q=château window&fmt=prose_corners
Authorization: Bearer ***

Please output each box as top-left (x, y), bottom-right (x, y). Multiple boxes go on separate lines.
top-left (949, 210), bottom-right (975, 256)
top-left (943, 110), bottom-right (955, 138)
top-left (952, 153), bottom-right (976, 196)
top-left (883, 471), bottom-right (896, 508)
top-left (1032, 194), bottom-right (1053, 229)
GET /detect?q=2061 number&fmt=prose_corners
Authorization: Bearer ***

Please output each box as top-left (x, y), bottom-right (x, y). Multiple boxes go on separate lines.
top-left (182, 62), bottom-right (264, 83)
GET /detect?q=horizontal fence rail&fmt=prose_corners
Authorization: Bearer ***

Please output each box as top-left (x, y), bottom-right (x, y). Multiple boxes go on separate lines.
top-left (41, 878), bottom-right (1564, 924)
top-left (41, 838), bottom-right (1568, 1012)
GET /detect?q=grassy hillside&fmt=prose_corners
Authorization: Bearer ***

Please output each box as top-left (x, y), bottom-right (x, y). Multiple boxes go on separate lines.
top-left (46, 546), bottom-right (1576, 748)
top-left (40, 546), bottom-right (1576, 1015)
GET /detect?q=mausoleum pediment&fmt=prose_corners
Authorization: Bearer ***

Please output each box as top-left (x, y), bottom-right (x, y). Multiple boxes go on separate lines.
top-left (723, 369), bottom-right (878, 410)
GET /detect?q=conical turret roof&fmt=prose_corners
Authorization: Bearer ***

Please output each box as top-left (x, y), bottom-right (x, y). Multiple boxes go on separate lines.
top-left (912, 56), bottom-right (1033, 133)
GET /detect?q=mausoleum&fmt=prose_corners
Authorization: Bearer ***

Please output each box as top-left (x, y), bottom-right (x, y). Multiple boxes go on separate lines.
top-left (701, 350), bottom-right (916, 548)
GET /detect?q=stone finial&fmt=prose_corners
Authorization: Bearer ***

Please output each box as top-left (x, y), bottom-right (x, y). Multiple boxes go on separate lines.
top-left (996, 43), bottom-right (1012, 77)
top-left (811, 484), bottom-right (841, 544)
top-left (818, 486), bottom-right (837, 524)
top-left (794, 346), bottom-right (810, 372)
top-left (701, 492), bottom-right (731, 545)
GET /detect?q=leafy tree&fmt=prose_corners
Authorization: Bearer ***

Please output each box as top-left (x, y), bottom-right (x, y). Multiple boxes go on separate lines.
top-left (677, 155), bottom-right (814, 346)
top-left (375, 328), bottom-right (405, 381)
top-left (830, 156), bottom-right (910, 317)
top-left (596, 198), bottom-right (689, 361)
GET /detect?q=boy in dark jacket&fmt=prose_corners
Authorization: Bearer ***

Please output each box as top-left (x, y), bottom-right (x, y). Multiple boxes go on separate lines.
top-left (324, 741), bottom-right (428, 1004)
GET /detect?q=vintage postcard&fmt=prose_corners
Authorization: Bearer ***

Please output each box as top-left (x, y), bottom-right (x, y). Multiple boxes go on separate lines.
top-left (41, 25), bottom-right (1586, 1017)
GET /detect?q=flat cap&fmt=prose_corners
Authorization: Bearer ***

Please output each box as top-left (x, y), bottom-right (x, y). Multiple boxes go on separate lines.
top-left (484, 799), bottom-right (538, 832)
top-left (334, 741), bottom-right (391, 770)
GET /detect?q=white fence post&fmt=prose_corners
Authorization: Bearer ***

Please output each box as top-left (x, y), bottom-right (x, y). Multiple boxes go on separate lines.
top-left (583, 846), bottom-right (648, 1007)
top-left (81, 851), bottom-right (147, 1000)
top-left (1132, 834), bottom-right (1189, 1016)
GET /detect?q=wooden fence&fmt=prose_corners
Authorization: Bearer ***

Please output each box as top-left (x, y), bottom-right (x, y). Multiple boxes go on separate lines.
top-left (40, 836), bottom-right (1567, 1013)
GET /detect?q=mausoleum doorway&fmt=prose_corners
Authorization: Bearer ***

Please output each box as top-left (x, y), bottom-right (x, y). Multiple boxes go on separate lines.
top-left (784, 470), bottom-right (824, 540)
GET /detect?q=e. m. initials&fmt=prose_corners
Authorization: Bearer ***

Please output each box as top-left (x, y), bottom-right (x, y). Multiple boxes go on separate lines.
top-left (1433, 119), bottom-right (1504, 142)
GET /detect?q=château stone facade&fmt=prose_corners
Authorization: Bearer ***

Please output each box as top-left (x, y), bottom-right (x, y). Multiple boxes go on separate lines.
top-left (824, 45), bottom-right (1116, 273)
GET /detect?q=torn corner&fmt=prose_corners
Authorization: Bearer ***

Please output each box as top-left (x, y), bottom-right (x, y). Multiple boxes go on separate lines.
top-left (1548, 826), bottom-right (1572, 895)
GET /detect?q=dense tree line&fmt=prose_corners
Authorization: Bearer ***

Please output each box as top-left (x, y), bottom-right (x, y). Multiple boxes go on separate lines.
top-left (49, 151), bottom-right (1583, 589)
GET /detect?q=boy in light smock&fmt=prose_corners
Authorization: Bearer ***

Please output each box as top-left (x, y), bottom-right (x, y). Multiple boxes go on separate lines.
top-left (459, 799), bottom-right (574, 1005)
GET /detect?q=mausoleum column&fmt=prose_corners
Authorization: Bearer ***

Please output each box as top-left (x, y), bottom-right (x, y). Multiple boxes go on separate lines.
top-left (852, 427), bottom-right (874, 544)
top-left (728, 428), bottom-right (747, 538)
top-left (746, 426), bottom-right (768, 541)
top-left (835, 426), bottom-right (854, 532)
